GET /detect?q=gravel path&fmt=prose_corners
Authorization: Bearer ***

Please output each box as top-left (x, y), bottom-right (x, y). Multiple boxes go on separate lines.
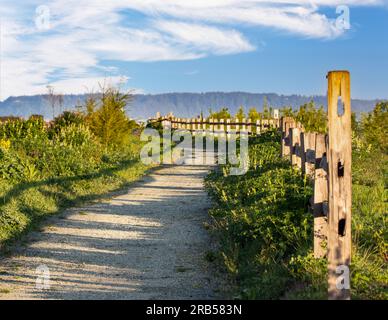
top-left (0, 162), bottom-right (220, 300)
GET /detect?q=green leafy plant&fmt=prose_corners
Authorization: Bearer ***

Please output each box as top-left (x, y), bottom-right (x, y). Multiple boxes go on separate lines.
top-left (85, 86), bottom-right (137, 147)
top-left (205, 104), bottom-right (387, 299)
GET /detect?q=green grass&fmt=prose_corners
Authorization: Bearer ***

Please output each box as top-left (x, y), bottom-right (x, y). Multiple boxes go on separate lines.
top-left (205, 128), bottom-right (387, 300)
top-left (0, 157), bottom-right (152, 250)
top-left (0, 114), bottom-right (154, 250)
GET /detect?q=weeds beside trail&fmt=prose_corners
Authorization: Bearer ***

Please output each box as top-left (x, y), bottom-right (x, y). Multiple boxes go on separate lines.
top-left (205, 103), bottom-right (387, 299)
top-left (0, 88), bottom-right (151, 250)
top-left (0, 157), bottom-right (150, 250)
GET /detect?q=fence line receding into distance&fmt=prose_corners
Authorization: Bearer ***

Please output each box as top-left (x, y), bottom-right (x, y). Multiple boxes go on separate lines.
top-left (150, 70), bottom-right (352, 300)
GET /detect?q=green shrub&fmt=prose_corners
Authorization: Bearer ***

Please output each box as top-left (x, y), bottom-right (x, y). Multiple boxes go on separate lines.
top-left (360, 101), bottom-right (388, 153)
top-left (294, 101), bottom-right (327, 133)
top-left (85, 87), bottom-right (137, 147)
top-left (209, 107), bottom-right (232, 120)
top-left (54, 123), bottom-right (95, 147)
top-left (0, 118), bottom-right (46, 140)
top-left (49, 111), bottom-right (85, 137)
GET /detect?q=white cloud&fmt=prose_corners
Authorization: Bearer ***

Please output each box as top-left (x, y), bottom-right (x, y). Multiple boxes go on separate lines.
top-left (0, 0), bottom-right (384, 99)
top-left (154, 20), bottom-right (254, 54)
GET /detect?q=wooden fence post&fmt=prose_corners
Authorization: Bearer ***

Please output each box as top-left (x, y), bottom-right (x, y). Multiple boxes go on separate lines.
top-left (220, 118), bottom-right (225, 133)
top-left (219, 119), bottom-right (226, 140)
top-left (313, 133), bottom-right (328, 259)
top-left (262, 119), bottom-right (268, 131)
top-left (241, 118), bottom-right (246, 132)
top-left (301, 132), bottom-right (317, 176)
top-left (327, 70), bottom-right (352, 300)
top-left (256, 120), bottom-right (261, 135)
top-left (214, 119), bottom-right (219, 138)
top-left (281, 117), bottom-right (296, 157)
top-left (209, 118), bottom-right (214, 137)
top-left (247, 118), bottom-right (252, 135)
top-left (202, 118), bottom-right (206, 136)
top-left (290, 127), bottom-right (302, 168)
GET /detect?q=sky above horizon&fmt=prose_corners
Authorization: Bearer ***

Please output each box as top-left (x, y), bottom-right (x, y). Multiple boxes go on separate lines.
top-left (0, 0), bottom-right (387, 101)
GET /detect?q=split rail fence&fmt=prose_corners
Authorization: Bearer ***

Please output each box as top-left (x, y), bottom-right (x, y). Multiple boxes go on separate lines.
top-left (281, 71), bottom-right (351, 300)
top-left (150, 116), bottom-right (280, 136)
top-left (150, 70), bottom-right (352, 300)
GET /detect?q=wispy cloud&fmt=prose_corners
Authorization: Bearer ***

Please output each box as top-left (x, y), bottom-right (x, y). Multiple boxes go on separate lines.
top-left (0, 0), bottom-right (384, 99)
top-left (185, 70), bottom-right (200, 76)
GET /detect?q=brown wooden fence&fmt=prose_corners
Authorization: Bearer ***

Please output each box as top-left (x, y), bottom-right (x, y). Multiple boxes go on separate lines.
top-left (150, 70), bottom-right (352, 300)
top-left (281, 71), bottom-right (352, 300)
top-left (150, 116), bottom-right (280, 135)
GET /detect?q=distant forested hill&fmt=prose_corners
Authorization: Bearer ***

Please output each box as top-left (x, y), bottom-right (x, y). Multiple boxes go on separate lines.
top-left (0, 92), bottom-right (379, 120)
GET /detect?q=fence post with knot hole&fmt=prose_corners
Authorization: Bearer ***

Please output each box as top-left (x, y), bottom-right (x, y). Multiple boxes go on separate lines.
top-left (327, 70), bottom-right (352, 300)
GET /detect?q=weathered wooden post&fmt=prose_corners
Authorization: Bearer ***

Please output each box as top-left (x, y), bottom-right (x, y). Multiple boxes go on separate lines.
top-left (226, 119), bottom-right (231, 138)
top-left (290, 127), bottom-right (302, 168)
top-left (209, 118), bottom-right (214, 137)
top-left (273, 109), bottom-right (280, 128)
top-left (327, 70), bottom-right (352, 300)
top-left (202, 117), bottom-right (207, 136)
top-left (301, 132), bottom-right (317, 176)
top-left (247, 118), bottom-right (252, 135)
top-left (262, 119), bottom-right (269, 131)
top-left (241, 118), bottom-right (246, 133)
top-left (313, 133), bottom-right (328, 259)
top-left (256, 119), bottom-right (261, 135)
top-left (281, 117), bottom-right (296, 157)
top-left (220, 119), bottom-right (225, 134)
top-left (213, 119), bottom-right (219, 138)
top-left (219, 119), bottom-right (225, 138)
top-left (161, 116), bottom-right (170, 129)
top-left (235, 117), bottom-right (240, 133)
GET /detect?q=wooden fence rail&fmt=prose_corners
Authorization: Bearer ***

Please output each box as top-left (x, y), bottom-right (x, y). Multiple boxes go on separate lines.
top-left (150, 116), bottom-right (280, 135)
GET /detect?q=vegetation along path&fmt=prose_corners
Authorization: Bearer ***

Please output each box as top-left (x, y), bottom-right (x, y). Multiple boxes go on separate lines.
top-left (0, 163), bottom-right (220, 299)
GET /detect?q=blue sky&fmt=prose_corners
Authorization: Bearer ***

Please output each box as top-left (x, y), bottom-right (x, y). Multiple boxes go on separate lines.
top-left (1, 1), bottom-right (387, 100)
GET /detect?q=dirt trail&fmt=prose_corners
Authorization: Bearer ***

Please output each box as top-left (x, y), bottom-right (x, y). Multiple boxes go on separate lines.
top-left (0, 162), bottom-right (220, 300)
